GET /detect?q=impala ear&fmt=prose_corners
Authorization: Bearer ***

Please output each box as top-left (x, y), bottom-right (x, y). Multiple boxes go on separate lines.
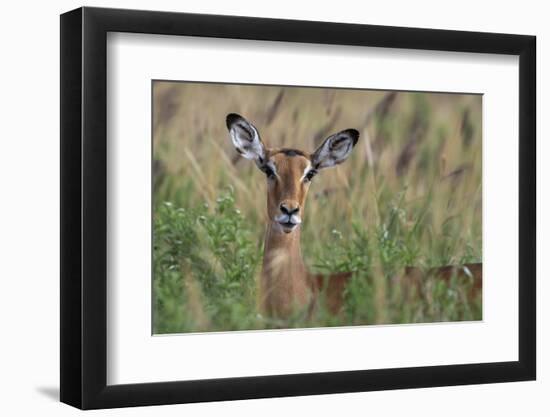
top-left (311, 129), bottom-right (359, 169)
top-left (226, 113), bottom-right (267, 166)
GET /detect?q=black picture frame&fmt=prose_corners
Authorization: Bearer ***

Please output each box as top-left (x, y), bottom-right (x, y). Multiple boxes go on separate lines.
top-left (60, 6), bottom-right (536, 410)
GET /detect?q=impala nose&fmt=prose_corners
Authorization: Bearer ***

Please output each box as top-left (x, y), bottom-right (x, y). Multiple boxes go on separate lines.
top-left (280, 203), bottom-right (299, 216)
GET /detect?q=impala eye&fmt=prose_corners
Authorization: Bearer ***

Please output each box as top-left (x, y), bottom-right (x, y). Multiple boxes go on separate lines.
top-left (303, 169), bottom-right (317, 183)
top-left (262, 165), bottom-right (276, 179)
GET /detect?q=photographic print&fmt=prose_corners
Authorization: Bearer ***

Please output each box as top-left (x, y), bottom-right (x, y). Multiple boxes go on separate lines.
top-left (152, 81), bottom-right (482, 334)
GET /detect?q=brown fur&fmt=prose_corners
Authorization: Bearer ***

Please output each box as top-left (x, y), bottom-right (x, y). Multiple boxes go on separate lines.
top-left (313, 272), bottom-right (354, 315)
top-left (259, 222), bottom-right (354, 317)
top-left (258, 151), bottom-right (356, 318)
top-left (403, 263), bottom-right (482, 299)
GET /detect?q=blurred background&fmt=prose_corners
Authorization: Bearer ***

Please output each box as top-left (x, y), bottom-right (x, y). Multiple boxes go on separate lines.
top-left (152, 81), bottom-right (482, 334)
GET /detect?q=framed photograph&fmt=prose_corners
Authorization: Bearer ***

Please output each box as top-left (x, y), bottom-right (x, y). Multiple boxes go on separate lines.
top-left (60, 6), bottom-right (536, 409)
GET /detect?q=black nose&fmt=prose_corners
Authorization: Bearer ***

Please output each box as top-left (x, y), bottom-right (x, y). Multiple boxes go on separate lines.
top-left (280, 203), bottom-right (299, 215)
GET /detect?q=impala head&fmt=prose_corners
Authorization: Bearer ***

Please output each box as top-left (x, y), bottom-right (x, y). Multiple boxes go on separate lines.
top-left (226, 113), bottom-right (359, 234)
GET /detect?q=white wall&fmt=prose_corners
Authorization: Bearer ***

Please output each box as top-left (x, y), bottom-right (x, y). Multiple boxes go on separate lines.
top-left (0, 0), bottom-right (546, 415)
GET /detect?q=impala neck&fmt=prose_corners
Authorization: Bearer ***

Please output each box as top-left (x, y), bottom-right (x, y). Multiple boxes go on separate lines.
top-left (261, 223), bottom-right (311, 317)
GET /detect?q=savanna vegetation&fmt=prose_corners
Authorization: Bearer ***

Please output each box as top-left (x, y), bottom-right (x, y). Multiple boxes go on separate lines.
top-left (153, 82), bottom-right (482, 334)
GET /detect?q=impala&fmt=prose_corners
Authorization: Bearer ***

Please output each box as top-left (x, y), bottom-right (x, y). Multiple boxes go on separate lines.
top-left (226, 113), bottom-right (482, 319)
